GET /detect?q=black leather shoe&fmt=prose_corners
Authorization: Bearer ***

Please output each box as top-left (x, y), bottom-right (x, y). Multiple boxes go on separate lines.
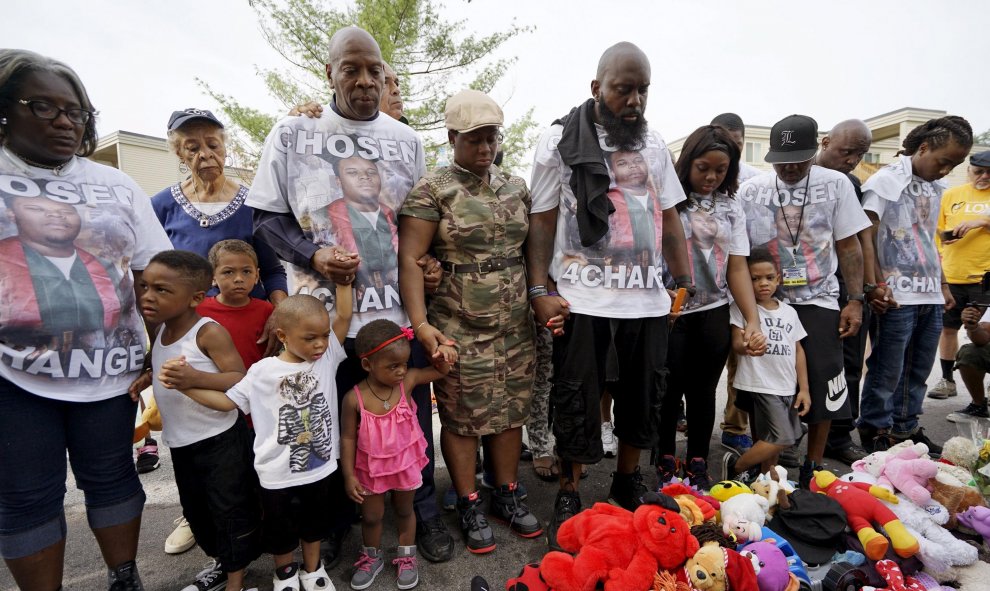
top-left (320, 527), bottom-right (348, 569)
top-left (416, 515), bottom-right (454, 563)
top-left (824, 443), bottom-right (868, 465)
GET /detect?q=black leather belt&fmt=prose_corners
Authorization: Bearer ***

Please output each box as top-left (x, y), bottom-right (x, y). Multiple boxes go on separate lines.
top-left (440, 255), bottom-right (524, 274)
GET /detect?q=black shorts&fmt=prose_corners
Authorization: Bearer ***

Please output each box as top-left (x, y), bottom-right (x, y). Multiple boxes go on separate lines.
top-left (794, 305), bottom-right (850, 424)
top-left (943, 283), bottom-right (985, 329)
top-left (260, 472), bottom-right (335, 555)
top-left (745, 390), bottom-right (803, 447)
top-left (551, 314), bottom-right (668, 464)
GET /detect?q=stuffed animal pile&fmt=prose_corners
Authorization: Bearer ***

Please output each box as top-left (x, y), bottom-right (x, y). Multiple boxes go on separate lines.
top-left (504, 436), bottom-right (990, 591)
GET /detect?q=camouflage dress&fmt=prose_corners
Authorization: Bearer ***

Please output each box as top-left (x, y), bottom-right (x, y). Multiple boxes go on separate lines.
top-left (400, 163), bottom-right (535, 436)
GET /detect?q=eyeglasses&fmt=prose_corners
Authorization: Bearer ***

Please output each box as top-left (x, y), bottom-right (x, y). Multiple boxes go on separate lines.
top-left (18, 100), bottom-right (94, 125)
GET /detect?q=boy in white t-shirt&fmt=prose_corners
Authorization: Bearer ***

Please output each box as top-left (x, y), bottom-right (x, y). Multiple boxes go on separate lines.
top-left (179, 287), bottom-right (352, 591)
top-left (722, 248), bottom-right (811, 483)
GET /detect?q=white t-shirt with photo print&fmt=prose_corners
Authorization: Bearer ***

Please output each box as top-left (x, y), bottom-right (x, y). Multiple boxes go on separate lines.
top-left (730, 299), bottom-right (807, 396)
top-left (862, 155), bottom-right (946, 306)
top-left (530, 123), bottom-right (686, 318)
top-left (736, 166), bottom-right (871, 310)
top-left (678, 193), bottom-right (750, 313)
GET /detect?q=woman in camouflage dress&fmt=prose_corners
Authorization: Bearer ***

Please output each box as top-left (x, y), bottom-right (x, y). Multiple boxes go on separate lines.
top-left (398, 89), bottom-right (544, 554)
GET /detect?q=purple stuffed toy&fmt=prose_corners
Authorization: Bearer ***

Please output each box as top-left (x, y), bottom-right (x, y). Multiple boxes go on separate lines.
top-left (739, 541), bottom-right (797, 591)
top-left (957, 505), bottom-right (990, 545)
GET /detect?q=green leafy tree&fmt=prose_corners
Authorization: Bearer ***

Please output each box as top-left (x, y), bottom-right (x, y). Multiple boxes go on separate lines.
top-left (976, 128), bottom-right (990, 146)
top-left (203, 0), bottom-right (536, 174)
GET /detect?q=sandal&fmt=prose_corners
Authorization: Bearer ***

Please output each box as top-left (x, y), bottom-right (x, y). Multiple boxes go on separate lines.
top-left (532, 456), bottom-right (558, 482)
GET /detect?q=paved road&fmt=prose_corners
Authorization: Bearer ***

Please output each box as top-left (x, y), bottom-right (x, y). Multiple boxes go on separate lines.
top-left (2, 348), bottom-right (985, 590)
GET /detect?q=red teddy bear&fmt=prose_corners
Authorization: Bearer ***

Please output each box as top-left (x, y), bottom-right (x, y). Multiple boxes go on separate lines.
top-left (540, 494), bottom-right (700, 591)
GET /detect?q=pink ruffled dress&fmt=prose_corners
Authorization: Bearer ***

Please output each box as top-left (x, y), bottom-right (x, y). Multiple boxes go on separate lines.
top-left (354, 383), bottom-right (428, 494)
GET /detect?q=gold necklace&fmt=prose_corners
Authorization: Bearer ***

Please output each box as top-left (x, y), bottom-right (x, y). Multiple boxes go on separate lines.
top-left (366, 379), bottom-right (395, 410)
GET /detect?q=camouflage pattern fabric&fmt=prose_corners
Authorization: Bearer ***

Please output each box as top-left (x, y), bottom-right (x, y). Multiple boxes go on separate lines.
top-left (400, 164), bottom-right (535, 436)
top-left (526, 323), bottom-right (554, 457)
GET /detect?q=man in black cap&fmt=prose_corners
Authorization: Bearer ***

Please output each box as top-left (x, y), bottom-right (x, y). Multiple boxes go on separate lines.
top-left (734, 114), bottom-right (870, 488)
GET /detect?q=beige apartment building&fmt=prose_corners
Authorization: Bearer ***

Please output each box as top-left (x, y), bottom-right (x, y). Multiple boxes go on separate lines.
top-left (667, 107), bottom-right (988, 188)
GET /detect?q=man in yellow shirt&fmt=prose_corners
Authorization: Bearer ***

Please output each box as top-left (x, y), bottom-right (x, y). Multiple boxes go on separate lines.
top-left (929, 151), bottom-right (990, 401)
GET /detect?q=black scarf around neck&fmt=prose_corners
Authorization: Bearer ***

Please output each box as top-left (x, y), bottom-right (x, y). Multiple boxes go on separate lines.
top-left (553, 98), bottom-right (613, 247)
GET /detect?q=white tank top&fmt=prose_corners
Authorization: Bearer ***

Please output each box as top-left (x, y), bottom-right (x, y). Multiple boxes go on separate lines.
top-left (153, 317), bottom-right (238, 447)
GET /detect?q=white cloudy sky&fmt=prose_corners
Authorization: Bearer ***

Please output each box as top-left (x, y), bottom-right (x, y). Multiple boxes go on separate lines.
top-left (7, 0), bottom-right (989, 154)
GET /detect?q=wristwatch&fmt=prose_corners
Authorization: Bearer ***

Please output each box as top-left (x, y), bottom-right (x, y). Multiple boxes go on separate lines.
top-left (863, 283), bottom-right (877, 293)
top-left (848, 293), bottom-right (866, 302)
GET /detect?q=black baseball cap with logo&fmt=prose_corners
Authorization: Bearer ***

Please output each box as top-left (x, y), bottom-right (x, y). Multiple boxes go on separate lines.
top-left (765, 114), bottom-right (819, 164)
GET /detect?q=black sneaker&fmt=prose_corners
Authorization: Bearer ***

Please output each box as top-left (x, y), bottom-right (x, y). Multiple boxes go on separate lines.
top-left (457, 491), bottom-right (496, 554)
top-left (179, 559), bottom-right (225, 591)
top-left (684, 457), bottom-right (714, 492)
top-left (490, 482), bottom-right (543, 538)
top-left (416, 515), bottom-right (454, 563)
top-left (656, 454), bottom-right (681, 488)
top-left (108, 560), bottom-right (144, 591)
top-left (135, 438), bottom-right (160, 474)
top-left (947, 402), bottom-right (990, 423)
top-left (721, 450), bottom-right (740, 481)
top-left (824, 443), bottom-right (868, 465)
top-left (320, 527), bottom-right (348, 569)
top-left (895, 427), bottom-right (943, 457)
top-left (608, 466), bottom-right (649, 511)
top-left (547, 490), bottom-right (581, 552)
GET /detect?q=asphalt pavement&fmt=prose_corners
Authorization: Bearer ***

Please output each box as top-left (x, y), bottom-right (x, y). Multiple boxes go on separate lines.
top-left (2, 344), bottom-right (986, 591)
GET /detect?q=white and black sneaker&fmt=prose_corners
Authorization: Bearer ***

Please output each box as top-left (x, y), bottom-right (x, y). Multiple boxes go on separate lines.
top-left (181, 559), bottom-right (227, 591)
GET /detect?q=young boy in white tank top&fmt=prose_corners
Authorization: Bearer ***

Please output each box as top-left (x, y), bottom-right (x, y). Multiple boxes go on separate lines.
top-left (127, 250), bottom-right (261, 591)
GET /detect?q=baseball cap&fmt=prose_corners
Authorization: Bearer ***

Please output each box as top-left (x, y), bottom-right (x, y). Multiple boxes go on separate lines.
top-left (167, 108), bottom-right (224, 132)
top-left (444, 89), bottom-right (503, 133)
top-left (767, 489), bottom-right (846, 566)
top-left (970, 151), bottom-right (990, 167)
top-left (765, 114), bottom-right (819, 164)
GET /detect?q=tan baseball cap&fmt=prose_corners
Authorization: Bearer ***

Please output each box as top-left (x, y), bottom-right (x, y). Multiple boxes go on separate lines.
top-left (444, 89), bottom-right (503, 133)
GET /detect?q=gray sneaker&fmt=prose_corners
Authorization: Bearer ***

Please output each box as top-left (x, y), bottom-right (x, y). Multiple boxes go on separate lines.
top-left (350, 547), bottom-right (384, 590)
top-left (393, 545), bottom-right (419, 590)
top-left (928, 378), bottom-right (958, 399)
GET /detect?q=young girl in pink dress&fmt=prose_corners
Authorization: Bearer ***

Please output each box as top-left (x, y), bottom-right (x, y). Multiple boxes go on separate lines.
top-left (340, 320), bottom-right (455, 590)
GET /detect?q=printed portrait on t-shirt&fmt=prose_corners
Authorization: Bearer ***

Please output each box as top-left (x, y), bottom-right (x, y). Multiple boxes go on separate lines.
top-left (276, 369), bottom-right (334, 472)
top-left (325, 154), bottom-right (399, 308)
top-left (0, 179), bottom-right (148, 385)
top-left (876, 180), bottom-right (941, 294)
top-left (679, 200), bottom-right (729, 309)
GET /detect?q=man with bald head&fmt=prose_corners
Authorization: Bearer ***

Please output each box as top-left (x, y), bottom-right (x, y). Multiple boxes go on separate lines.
top-left (527, 41), bottom-right (692, 550)
top-left (248, 25), bottom-right (455, 567)
top-left (812, 119), bottom-right (878, 464)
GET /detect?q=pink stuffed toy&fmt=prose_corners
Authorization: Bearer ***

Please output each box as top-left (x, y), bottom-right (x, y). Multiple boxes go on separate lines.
top-left (956, 505), bottom-right (990, 545)
top-left (853, 444), bottom-right (939, 507)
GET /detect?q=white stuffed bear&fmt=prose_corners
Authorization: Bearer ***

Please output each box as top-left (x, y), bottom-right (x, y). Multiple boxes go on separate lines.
top-left (839, 470), bottom-right (975, 575)
top-left (720, 493), bottom-right (770, 544)
top-left (928, 559), bottom-right (990, 591)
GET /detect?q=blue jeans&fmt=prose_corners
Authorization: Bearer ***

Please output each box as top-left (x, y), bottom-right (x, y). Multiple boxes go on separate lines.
top-left (858, 304), bottom-right (942, 436)
top-left (0, 379), bottom-right (145, 559)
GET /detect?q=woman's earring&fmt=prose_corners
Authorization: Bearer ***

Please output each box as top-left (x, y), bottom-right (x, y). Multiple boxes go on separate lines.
top-left (178, 161), bottom-right (189, 174)
top-left (0, 117), bottom-right (7, 125)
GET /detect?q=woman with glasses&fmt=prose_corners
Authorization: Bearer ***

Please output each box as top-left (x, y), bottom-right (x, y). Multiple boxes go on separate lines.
top-left (0, 49), bottom-right (172, 590)
top-left (398, 89), bottom-right (558, 555)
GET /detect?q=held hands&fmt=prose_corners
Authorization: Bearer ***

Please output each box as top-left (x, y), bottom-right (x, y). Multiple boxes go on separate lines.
top-left (793, 390), bottom-right (811, 417)
top-left (415, 323), bottom-right (457, 364)
top-left (432, 344), bottom-right (457, 372)
top-left (532, 295), bottom-right (569, 336)
top-left (311, 246), bottom-right (360, 284)
top-left (158, 356), bottom-right (201, 391)
top-left (345, 475), bottom-right (368, 504)
top-left (418, 254), bottom-right (442, 293)
top-left (742, 321), bottom-right (766, 356)
top-left (866, 285), bottom-right (898, 315)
